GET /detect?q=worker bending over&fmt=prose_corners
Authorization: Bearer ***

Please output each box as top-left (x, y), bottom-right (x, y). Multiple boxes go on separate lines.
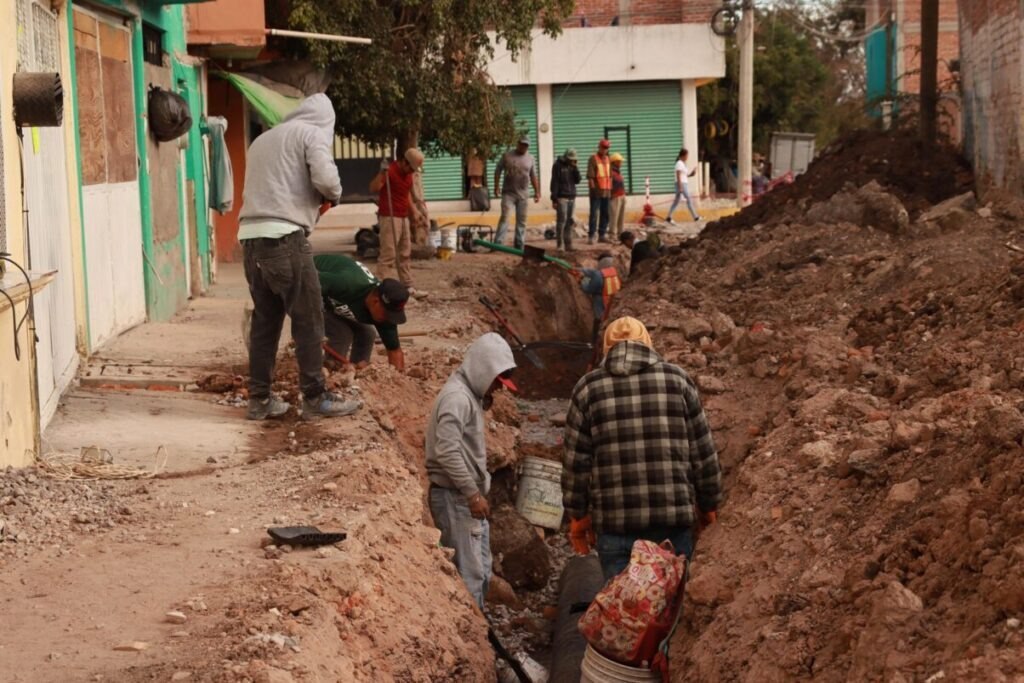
top-left (314, 254), bottom-right (408, 371)
top-left (574, 253), bottom-right (622, 343)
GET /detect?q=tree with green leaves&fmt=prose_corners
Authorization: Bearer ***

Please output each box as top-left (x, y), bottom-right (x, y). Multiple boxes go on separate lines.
top-left (276, 0), bottom-right (574, 156)
top-left (700, 3), bottom-right (870, 164)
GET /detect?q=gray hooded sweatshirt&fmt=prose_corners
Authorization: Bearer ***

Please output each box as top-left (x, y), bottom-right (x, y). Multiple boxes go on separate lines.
top-left (425, 333), bottom-right (517, 498)
top-left (239, 93), bottom-right (342, 232)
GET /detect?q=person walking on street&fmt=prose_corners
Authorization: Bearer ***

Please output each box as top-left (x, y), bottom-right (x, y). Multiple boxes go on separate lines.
top-left (370, 147), bottom-right (425, 291)
top-left (587, 139), bottom-right (613, 243)
top-left (493, 137), bottom-right (541, 249)
top-left (608, 153), bottom-right (627, 240)
top-left (425, 333), bottom-right (518, 608)
top-left (237, 93), bottom-right (360, 421)
top-left (667, 148), bottom-right (701, 224)
top-left (561, 317), bottom-right (722, 580)
top-left (550, 148), bottom-right (581, 251)
top-left (314, 253), bottom-right (409, 371)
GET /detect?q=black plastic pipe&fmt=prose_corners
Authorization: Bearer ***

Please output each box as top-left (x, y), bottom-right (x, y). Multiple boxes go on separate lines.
top-left (549, 555), bottom-right (605, 683)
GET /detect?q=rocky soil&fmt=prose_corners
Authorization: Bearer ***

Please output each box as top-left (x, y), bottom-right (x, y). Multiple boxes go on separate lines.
top-left (613, 130), bottom-right (1024, 681)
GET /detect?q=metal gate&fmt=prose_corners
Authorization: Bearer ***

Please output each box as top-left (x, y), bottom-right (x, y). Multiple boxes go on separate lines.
top-left (17, 0), bottom-right (79, 427)
top-left (72, 6), bottom-right (146, 348)
top-left (552, 82), bottom-right (682, 194)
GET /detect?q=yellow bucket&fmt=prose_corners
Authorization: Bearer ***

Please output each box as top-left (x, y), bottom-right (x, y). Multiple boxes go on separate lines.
top-left (437, 247), bottom-right (454, 261)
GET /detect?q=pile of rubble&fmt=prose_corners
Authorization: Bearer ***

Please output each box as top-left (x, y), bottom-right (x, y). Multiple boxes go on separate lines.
top-left (614, 134), bottom-right (1024, 680)
top-left (0, 466), bottom-right (139, 561)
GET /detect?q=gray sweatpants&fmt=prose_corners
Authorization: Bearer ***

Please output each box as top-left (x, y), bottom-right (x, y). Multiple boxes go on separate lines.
top-left (429, 486), bottom-right (492, 609)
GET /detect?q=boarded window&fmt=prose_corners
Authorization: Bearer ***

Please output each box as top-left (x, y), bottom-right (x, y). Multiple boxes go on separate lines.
top-left (73, 9), bottom-right (137, 186)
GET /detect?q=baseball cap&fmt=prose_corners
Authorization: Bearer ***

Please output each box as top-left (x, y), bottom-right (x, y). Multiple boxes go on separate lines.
top-left (404, 147), bottom-right (425, 171)
top-left (598, 139), bottom-right (611, 149)
top-left (565, 148), bottom-right (578, 161)
top-left (518, 136), bottom-right (531, 146)
top-left (497, 368), bottom-right (518, 392)
top-left (377, 279), bottom-right (409, 325)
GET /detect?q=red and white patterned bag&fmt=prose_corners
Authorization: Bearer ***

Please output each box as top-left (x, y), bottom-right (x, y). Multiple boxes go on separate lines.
top-left (578, 540), bottom-right (687, 667)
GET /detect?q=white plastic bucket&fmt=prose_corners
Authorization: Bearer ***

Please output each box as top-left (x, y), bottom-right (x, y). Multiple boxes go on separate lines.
top-left (580, 645), bottom-right (661, 683)
top-left (440, 228), bottom-right (456, 250)
top-left (515, 456), bottom-right (564, 530)
top-left (429, 230), bottom-right (441, 250)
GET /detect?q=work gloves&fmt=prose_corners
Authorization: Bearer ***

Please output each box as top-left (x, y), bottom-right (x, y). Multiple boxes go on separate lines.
top-left (569, 515), bottom-right (596, 555)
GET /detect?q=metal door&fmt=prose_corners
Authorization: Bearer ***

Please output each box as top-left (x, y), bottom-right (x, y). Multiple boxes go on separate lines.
top-left (72, 7), bottom-right (146, 349)
top-left (604, 125), bottom-right (633, 194)
top-left (17, 0), bottom-right (79, 427)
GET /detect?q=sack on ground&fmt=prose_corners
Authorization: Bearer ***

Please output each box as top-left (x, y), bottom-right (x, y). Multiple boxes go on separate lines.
top-left (470, 185), bottom-right (491, 212)
top-left (578, 540), bottom-right (687, 667)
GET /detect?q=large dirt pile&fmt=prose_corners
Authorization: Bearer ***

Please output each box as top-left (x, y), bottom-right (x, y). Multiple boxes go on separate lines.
top-left (712, 129), bottom-right (973, 234)
top-left (613, 161), bottom-right (1024, 680)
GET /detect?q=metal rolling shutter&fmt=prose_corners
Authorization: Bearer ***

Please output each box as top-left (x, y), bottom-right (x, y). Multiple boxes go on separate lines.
top-left (422, 85), bottom-right (539, 201)
top-left (421, 153), bottom-right (464, 201)
top-left (552, 82), bottom-right (682, 194)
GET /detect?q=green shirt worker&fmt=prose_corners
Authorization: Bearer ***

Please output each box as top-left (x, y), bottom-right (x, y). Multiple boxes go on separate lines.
top-left (314, 254), bottom-right (409, 371)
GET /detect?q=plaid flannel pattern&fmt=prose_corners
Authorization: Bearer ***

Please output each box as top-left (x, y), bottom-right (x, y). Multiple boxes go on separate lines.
top-left (561, 342), bottom-right (722, 534)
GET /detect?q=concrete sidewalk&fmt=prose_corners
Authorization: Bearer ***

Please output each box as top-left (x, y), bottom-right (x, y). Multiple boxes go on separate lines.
top-left (43, 264), bottom-right (258, 474)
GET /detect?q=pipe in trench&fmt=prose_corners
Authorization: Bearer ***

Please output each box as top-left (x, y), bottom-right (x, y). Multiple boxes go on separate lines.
top-left (549, 554), bottom-right (605, 683)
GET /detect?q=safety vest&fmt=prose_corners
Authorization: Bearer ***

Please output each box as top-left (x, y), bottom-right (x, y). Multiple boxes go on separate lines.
top-left (593, 155), bottom-right (612, 192)
top-left (601, 266), bottom-right (621, 311)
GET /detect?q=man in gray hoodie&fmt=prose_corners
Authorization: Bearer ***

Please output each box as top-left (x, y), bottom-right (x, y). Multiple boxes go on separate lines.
top-left (425, 333), bottom-right (517, 608)
top-left (238, 93), bottom-right (359, 421)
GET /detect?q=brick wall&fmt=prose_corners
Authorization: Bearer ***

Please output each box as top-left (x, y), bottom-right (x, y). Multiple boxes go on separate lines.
top-left (958, 0), bottom-right (1024, 192)
top-left (569, 0), bottom-right (718, 26)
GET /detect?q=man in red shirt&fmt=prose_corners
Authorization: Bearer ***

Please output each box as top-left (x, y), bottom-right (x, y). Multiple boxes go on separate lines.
top-left (371, 148), bottom-right (424, 289)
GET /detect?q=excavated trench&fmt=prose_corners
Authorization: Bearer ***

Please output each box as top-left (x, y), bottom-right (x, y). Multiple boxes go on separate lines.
top-left (477, 263), bottom-right (600, 679)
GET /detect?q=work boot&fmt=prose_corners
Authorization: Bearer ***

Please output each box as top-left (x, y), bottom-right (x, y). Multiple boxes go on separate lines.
top-left (247, 395), bottom-right (290, 420)
top-left (302, 391), bottom-right (361, 420)
top-left (598, 236), bottom-right (611, 244)
top-left (587, 236), bottom-right (595, 245)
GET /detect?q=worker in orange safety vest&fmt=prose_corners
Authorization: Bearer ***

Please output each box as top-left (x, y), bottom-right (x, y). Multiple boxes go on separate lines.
top-left (586, 139), bottom-right (613, 244)
top-left (573, 253), bottom-right (622, 346)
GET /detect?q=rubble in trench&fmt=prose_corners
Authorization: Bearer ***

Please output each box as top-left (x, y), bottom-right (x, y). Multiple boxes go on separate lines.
top-left (610, 129), bottom-right (1024, 681)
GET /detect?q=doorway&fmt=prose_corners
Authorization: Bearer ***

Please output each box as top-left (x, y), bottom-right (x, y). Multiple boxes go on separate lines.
top-left (603, 125), bottom-right (633, 194)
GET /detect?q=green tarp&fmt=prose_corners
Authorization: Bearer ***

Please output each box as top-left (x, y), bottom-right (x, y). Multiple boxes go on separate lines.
top-left (217, 72), bottom-right (300, 127)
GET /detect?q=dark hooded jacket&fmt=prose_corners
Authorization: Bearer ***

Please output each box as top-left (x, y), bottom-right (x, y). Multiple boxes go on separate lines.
top-left (239, 94), bottom-right (342, 232)
top-left (550, 155), bottom-right (582, 199)
top-left (562, 341), bottom-right (722, 534)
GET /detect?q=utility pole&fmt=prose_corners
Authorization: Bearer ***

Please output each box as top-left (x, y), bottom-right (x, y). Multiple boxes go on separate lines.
top-left (919, 0), bottom-right (938, 145)
top-left (737, 0), bottom-right (754, 208)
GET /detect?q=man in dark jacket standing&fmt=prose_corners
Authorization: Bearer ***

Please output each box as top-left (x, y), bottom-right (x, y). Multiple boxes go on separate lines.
top-left (550, 148), bottom-right (581, 251)
top-left (238, 93), bottom-right (359, 421)
top-left (562, 316), bottom-right (722, 580)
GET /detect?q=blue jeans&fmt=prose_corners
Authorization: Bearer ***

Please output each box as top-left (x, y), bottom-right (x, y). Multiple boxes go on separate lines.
top-left (596, 526), bottom-right (694, 581)
top-left (494, 194), bottom-right (528, 249)
top-left (555, 197), bottom-right (576, 248)
top-left (588, 195), bottom-right (610, 239)
top-left (429, 486), bottom-right (492, 609)
top-left (668, 183), bottom-right (699, 221)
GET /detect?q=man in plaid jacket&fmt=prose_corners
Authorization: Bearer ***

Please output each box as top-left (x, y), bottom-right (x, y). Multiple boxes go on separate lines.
top-left (561, 316), bottom-right (723, 580)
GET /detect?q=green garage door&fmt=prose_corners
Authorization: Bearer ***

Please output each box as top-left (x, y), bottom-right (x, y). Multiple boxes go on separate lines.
top-left (552, 82), bottom-right (682, 194)
top-left (421, 86), bottom-right (538, 201)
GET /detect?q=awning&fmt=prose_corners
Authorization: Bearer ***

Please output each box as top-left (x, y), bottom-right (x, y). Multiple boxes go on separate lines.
top-left (216, 72), bottom-right (299, 127)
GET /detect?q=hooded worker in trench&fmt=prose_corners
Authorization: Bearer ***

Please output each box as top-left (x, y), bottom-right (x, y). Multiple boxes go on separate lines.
top-left (425, 333), bottom-right (518, 608)
top-left (561, 317), bottom-right (723, 580)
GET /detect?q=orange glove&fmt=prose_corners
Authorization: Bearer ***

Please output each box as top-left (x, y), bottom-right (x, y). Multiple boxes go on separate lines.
top-left (319, 201), bottom-right (333, 217)
top-left (696, 509), bottom-right (718, 540)
top-left (569, 516), bottom-right (596, 555)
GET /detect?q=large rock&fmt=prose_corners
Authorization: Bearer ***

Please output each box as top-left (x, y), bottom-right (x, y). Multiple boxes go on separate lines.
top-left (805, 181), bottom-right (909, 234)
top-left (978, 404), bottom-right (1024, 448)
top-left (917, 191), bottom-right (976, 223)
top-left (681, 315), bottom-right (714, 341)
top-left (887, 478), bottom-right (921, 504)
top-left (489, 505), bottom-right (552, 590)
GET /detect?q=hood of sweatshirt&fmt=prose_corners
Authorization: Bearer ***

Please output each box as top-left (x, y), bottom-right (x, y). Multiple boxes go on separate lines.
top-left (457, 333), bottom-right (517, 398)
top-left (282, 93), bottom-right (335, 140)
top-left (603, 340), bottom-right (662, 377)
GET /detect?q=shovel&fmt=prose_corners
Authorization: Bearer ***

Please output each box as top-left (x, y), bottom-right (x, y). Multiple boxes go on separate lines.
top-left (479, 296), bottom-right (545, 369)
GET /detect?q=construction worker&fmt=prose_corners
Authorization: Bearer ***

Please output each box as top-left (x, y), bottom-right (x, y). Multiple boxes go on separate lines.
top-left (618, 230), bottom-right (659, 274)
top-left (586, 139), bottom-right (613, 244)
top-left (425, 333), bottom-right (518, 608)
top-left (573, 253), bottom-right (622, 344)
top-left (493, 136), bottom-right (541, 250)
top-left (608, 153), bottom-right (627, 240)
top-left (237, 93), bottom-right (359, 421)
top-left (314, 253), bottom-right (408, 372)
top-left (562, 317), bottom-right (722, 580)
top-left (370, 148), bottom-right (425, 292)
top-left (550, 148), bottom-right (581, 251)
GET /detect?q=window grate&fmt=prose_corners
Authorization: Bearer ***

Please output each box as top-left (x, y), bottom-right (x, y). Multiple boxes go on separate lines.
top-left (143, 24), bottom-right (164, 66)
top-left (32, 3), bottom-right (60, 72)
top-left (16, 0), bottom-right (32, 69)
